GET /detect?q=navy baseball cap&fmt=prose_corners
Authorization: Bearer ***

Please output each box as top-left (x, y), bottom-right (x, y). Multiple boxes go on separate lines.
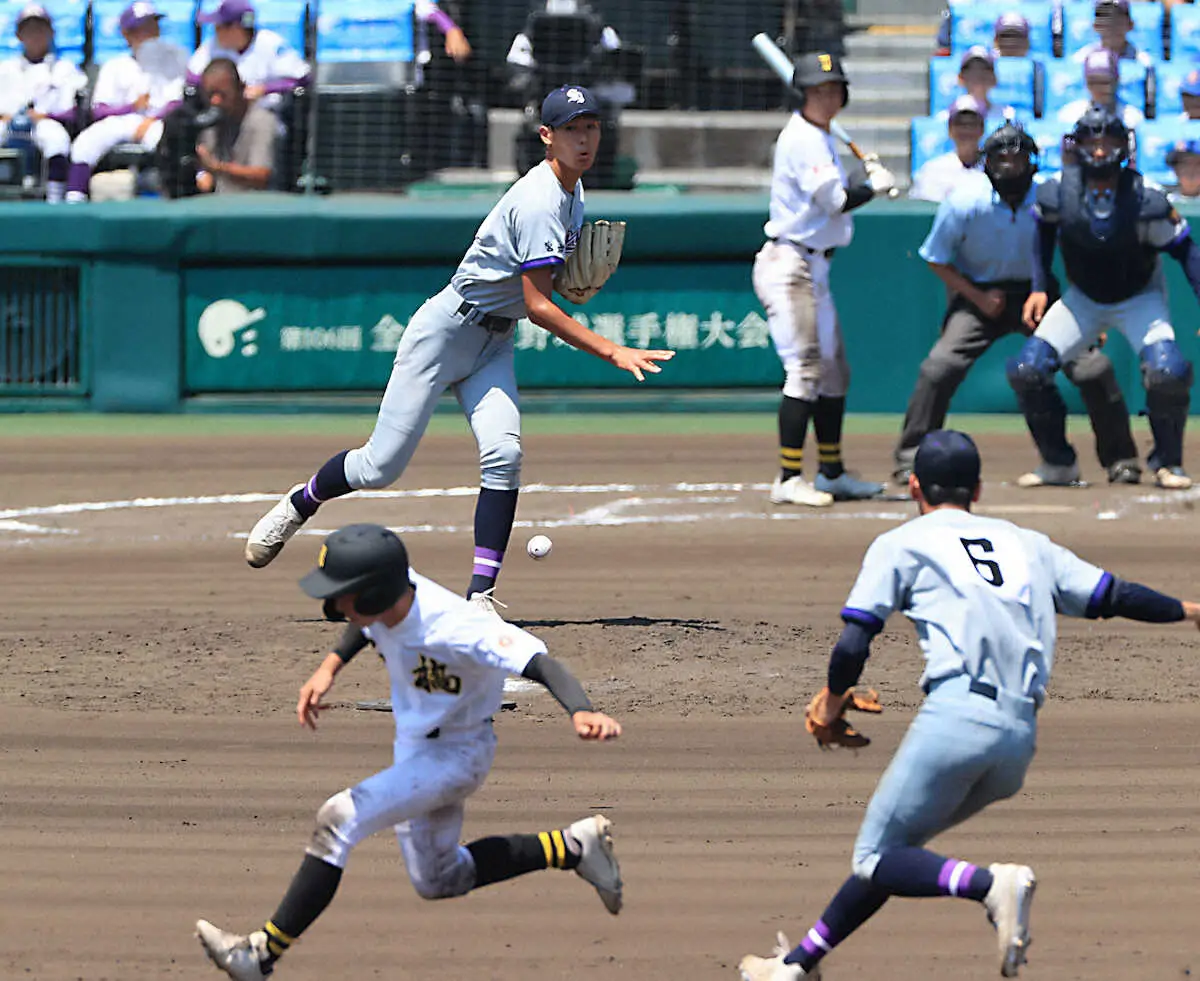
top-left (199, 0), bottom-right (255, 27)
top-left (1168, 139), bottom-right (1200, 165)
top-left (541, 85), bottom-right (601, 127)
top-left (120, 1), bottom-right (165, 31)
top-left (913, 430), bottom-right (982, 492)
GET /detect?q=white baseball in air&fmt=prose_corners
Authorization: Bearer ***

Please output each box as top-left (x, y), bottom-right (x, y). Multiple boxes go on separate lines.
top-left (526, 534), bottom-right (553, 560)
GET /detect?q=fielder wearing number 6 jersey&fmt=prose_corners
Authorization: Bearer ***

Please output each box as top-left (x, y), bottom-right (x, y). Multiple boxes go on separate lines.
top-left (243, 84), bottom-right (672, 617)
top-left (740, 430), bottom-right (1200, 981)
top-left (197, 524), bottom-right (623, 981)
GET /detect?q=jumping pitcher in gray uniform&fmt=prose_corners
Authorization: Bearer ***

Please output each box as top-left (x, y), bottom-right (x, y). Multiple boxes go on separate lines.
top-left (243, 84), bottom-right (673, 615)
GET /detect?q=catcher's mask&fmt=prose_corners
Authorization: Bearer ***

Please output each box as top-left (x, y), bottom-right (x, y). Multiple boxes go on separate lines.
top-left (299, 523), bottom-right (413, 622)
top-left (792, 51), bottom-right (849, 109)
top-left (983, 122), bottom-right (1038, 202)
top-left (1071, 104), bottom-right (1129, 179)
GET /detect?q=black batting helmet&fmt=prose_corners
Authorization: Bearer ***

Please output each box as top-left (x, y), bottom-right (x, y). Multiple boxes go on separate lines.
top-left (792, 51), bottom-right (849, 108)
top-left (1070, 104), bottom-right (1129, 178)
top-left (299, 523), bottom-right (413, 621)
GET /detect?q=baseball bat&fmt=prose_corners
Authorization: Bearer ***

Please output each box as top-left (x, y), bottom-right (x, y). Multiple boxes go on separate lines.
top-left (751, 32), bottom-right (900, 199)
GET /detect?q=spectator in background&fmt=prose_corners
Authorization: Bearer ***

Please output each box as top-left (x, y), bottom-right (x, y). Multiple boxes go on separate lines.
top-left (0, 3), bottom-right (86, 202)
top-left (66, 1), bottom-right (189, 202)
top-left (188, 0), bottom-right (308, 104)
top-left (1168, 140), bottom-right (1200, 197)
top-left (416, 0), bottom-right (473, 63)
top-left (1058, 48), bottom-right (1143, 129)
top-left (944, 47), bottom-right (1013, 128)
top-left (1072, 0), bottom-right (1155, 71)
top-left (194, 57), bottom-right (275, 193)
top-left (1180, 70), bottom-right (1200, 120)
top-left (992, 12), bottom-right (1031, 58)
top-left (911, 95), bottom-right (987, 202)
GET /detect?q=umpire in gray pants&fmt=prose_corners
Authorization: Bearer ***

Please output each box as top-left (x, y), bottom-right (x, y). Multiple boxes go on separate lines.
top-left (894, 123), bottom-right (1139, 487)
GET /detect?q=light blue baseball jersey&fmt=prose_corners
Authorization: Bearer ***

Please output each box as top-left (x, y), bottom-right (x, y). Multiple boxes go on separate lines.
top-left (841, 508), bottom-right (1108, 704)
top-left (450, 160), bottom-right (586, 320)
top-left (918, 178), bottom-right (1038, 283)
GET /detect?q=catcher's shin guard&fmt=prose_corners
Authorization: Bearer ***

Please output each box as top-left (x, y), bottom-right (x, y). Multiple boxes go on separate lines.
top-left (1007, 339), bottom-right (1075, 468)
top-left (1142, 340), bottom-right (1193, 470)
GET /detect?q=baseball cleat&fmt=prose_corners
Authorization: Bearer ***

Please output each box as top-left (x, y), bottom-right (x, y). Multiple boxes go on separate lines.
top-left (770, 475), bottom-right (834, 508)
top-left (814, 471), bottom-right (885, 501)
top-left (1107, 461), bottom-right (1142, 485)
top-left (568, 814), bottom-right (623, 914)
top-left (245, 484), bottom-right (307, 568)
top-left (984, 863), bottom-right (1037, 977)
top-left (468, 588), bottom-right (508, 621)
top-left (195, 920), bottom-right (273, 980)
top-left (737, 932), bottom-right (813, 981)
top-left (1015, 462), bottom-right (1084, 488)
top-left (1154, 466), bottom-right (1193, 490)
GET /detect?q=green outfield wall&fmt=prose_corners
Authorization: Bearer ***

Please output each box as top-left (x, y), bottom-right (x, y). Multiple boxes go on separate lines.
top-left (1, 192), bottom-right (1194, 413)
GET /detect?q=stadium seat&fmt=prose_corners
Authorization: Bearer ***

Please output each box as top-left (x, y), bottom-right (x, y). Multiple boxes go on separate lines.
top-left (199, 0), bottom-right (306, 52)
top-left (930, 54), bottom-right (1039, 116)
top-left (911, 115), bottom-right (954, 178)
top-left (316, 0), bottom-right (412, 64)
top-left (92, 0), bottom-right (197, 61)
top-left (949, 0), bottom-right (1054, 58)
top-left (1170, 4), bottom-right (1200, 65)
top-left (1044, 57), bottom-right (1148, 117)
top-left (1155, 61), bottom-right (1193, 118)
top-left (1137, 118), bottom-right (1200, 186)
top-left (1062, 0), bottom-right (1163, 60)
top-left (1026, 118), bottom-right (1065, 173)
top-left (0, 0), bottom-right (86, 60)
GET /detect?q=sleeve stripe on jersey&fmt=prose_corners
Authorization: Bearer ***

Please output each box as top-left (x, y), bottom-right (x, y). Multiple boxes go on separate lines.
top-left (1085, 570), bottom-right (1114, 619)
top-left (840, 607), bottom-right (885, 634)
top-left (521, 256), bottom-right (565, 270)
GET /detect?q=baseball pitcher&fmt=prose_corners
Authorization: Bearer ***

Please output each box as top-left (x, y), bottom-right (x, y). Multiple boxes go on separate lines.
top-left (243, 84), bottom-right (670, 619)
top-left (197, 523), bottom-right (623, 980)
top-left (739, 429), bottom-right (1200, 980)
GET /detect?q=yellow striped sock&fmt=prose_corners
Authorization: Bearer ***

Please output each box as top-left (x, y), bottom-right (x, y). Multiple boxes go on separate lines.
top-left (263, 921), bottom-right (294, 959)
top-left (817, 442), bottom-right (841, 464)
top-left (537, 830), bottom-right (555, 866)
top-left (780, 446), bottom-right (804, 473)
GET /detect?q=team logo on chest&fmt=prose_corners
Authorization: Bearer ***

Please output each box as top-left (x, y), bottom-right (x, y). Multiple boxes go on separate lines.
top-left (412, 655), bottom-right (462, 695)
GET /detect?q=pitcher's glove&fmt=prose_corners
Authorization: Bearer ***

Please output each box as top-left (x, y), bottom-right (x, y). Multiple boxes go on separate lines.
top-left (804, 686), bottom-right (884, 749)
top-left (554, 220), bottom-right (627, 305)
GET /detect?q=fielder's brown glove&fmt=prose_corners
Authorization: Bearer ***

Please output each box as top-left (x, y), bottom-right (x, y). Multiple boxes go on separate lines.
top-left (804, 686), bottom-right (883, 749)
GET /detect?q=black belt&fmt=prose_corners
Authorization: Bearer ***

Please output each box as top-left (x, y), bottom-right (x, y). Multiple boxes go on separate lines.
top-left (968, 679), bottom-right (998, 701)
top-left (456, 300), bottom-right (515, 334)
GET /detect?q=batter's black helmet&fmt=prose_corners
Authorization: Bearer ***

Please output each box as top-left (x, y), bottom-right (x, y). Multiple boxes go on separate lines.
top-left (1070, 104), bottom-right (1129, 178)
top-left (792, 51), bottom-right (849, 108)
top-left (299, 523), bottom-right (413, 621)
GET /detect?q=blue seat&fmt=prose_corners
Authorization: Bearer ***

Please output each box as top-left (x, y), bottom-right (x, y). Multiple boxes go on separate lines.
top-left (0, 0), bottom-right (86, 59)
top-left (199, 0), bottom-right (307, 51)
top-left (1154, 61), bottom-right (1193, 118)
top-left (911, 115), bottom-right (954, 178)
top-left (1137, 118), bottom-right (1200, 185)
top-left (92, 0), bottom-right (196, 61)
top-left (930, 55), bottom-right (1040, 116)
top-left (1026, 118), bottom-right (1066, 173)
top-left (1170, 4), bottom-right (1200, 65)
top-left (1044, 57), bottom-right (1147, 116)
top-left (316, 0), bottom-right (413, 64)
top-left (1062, 0), bottom-right (1163, 60)
top-left (949, 0), bottom-right (1054, 58)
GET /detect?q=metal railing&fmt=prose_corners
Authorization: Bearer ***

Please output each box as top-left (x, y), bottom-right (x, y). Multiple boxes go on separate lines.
top-left (0, 265), bottom-right (85, 395)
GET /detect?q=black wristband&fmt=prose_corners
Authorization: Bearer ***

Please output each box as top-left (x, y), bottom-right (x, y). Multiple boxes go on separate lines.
top-left (842, 183), bottom-right (874, 212)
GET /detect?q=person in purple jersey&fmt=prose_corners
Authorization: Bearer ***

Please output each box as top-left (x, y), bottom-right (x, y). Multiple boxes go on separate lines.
top-left (241, 85), bottom-right (671, 618)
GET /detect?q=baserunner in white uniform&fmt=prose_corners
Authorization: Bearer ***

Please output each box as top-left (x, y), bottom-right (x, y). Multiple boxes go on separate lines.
top-left (243, 84), bottom-right (672, 616)
top-left (66, 1), bottom-right (189, 202)
top-left (739, 429), bottom-right (1200, 980)
top-left (196, 523), bottom-right (624, 981)
top-left (754, 51), bottom-right (894, 508)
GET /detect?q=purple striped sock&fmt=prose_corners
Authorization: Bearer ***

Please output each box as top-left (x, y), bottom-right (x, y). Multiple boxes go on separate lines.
top-left (797, 919), bottom-right (833, 961)
top-left (472, 546), bottom-right (504, 580)
top-left (937, 859), bottom-right (979, 897)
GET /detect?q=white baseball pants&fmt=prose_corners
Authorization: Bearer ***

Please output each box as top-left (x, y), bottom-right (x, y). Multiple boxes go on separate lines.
top-left (0, 117), bottom-right (71, 159)
top-left (308, 723), bottom-right (497, 899)
top-left (752, 240), bottom-right (850, 402)
top-left (344, 286), bottom-right (523, 491)
top-left (70, 114), bottom-right (164, 167)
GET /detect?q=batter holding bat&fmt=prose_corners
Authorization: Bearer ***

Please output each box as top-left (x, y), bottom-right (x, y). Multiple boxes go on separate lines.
top-left (753, 51), bottom-right (893, 506)
top-left (739, 429), bottom-right (1200, 980)
top-left (243, 84), bottom-right (672, 617)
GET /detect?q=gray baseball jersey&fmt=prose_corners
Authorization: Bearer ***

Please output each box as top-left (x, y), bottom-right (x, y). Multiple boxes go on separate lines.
top-left (451, 159), bottom-right (585, 319)
top-left (842, 508), bottom-right (1107, 703)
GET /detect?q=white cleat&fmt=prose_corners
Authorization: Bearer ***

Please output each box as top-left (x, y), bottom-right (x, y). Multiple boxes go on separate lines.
top-left (568, 814), bottom-right (623, 915)
top-left (1015, 462), bottom-right (1083, 488)
top-left (737, 932), bottom-right (813, 981)
top-left (245, 484), bottom-right (307, 568)
top-left (195, 920), bottom-right (272, 980)
top-left (984, 863), bottom-right (1037, 977)
top-left (769, 475), bottom-right (834, 508)
top-left (468, 587), bottom-right (508, 621)
top-left (1155, 466), bottom-right (1193, 490)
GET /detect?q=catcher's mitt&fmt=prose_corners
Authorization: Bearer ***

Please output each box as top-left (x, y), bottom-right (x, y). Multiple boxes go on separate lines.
top-left (554, 220), bottom-right (627, 305)
top-left (804, 686), bottom-right (883, 749)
